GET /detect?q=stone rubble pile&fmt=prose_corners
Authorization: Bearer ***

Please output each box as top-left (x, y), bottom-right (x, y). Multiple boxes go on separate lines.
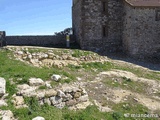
top-left (14, 76), bottom-right (91, 110)
top-left (9, 47), bottom-right (107, 68)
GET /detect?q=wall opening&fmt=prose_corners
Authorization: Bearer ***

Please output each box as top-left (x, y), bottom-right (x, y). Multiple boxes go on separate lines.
top-left (102, 26), bottom-right (108, 37)
top-left (102, 1), bottom-right (108, 13)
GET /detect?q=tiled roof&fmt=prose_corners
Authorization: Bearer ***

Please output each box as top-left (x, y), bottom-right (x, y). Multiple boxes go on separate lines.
top-left (125, 0), bottom-right (160, 7)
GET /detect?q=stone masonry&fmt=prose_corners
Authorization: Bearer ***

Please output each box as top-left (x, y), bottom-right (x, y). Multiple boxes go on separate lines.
top-left (72, 0), bottom-right (160, 60)
top-left (72, 0), bottom-right (123, 52)
top-left (0, 31), bottom-right (6, 47)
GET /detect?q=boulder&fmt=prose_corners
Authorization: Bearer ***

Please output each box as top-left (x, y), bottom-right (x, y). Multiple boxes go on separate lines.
top-left (17, 84), bottom-right (30, 91)
top-left (32, 116), bottom-right (45, 120)
top-left (50, 96), bottom-right (62, 105)
top-left (77, 95), bottom-right (89, 102)
top-left (17, 86), bottom-right (37, 97)
top-left (74, 92), bottom-right (81, 98)
top-left (57, 90), bottom-right (66, 98)
top-left (29, 78), bottom-right (44, 86)
top-left (54, 102), bottom-right (65, 109)
top-left (13, 96), bottom-right (25, 106)
top-left (44, 98), bottom-right (51, 105)
top-left (51, 75), bottom-right (61, 82)
top-left (76, 101), bottom-right (92, 110)
top-left (45, 89), bottom-right (57, 97)
top-left (36, 90), bottom-right (45, 99)
top-left (0, 77), bottom-right (6, 97)
top-left (0, 110), bottom-right (14, 120)
top-left (45, 82), bottom-right (52, 89)
top-left (66, 99), bottom-right (77, 106)
top-left (0, 100), bottom-right (7, 107)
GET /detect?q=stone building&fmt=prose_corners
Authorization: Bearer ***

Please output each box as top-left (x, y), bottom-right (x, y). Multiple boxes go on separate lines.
top-left (72, 0), bottom-right (160, 59)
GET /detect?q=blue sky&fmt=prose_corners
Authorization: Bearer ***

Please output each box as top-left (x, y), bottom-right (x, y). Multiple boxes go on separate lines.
top-left (0, 0), bottom-right (72, 35)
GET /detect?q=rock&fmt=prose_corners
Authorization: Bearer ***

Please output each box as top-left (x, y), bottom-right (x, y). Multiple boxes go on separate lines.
top-left (54, 102), bottom-right (65, 109)
top-left (0, 100), bottom-right (7, 107)
top-left (13, 96), bottom-right (25, 106)
top-left (39, 99), bottom-right (44, 105)
top-left (17, 51), bottom-right (23, 55)
top-left (32, 116), bottom-right (45, 120)
top-left (94, 100), bottom-right (112, 112)
top-left (17, 84), bottom-right (30, 90)
top-left (45, 89), bottom-right (57, 97)
top-left (76, 101), bottom-right (92, 110)
top-left (0, 110), bottom-right (14, 120)
top-left (50, 96), bottom-right (62, 105)
top-left (62, 86), bottom-right (73, 93)
top-left (81, 88), bottom-right (87, 95)
top-left (62, 55), bottom-right (68, 60)
top-left (48, 53), bottom-right (54, 59)
top-left (41, 53), bottom-right (48, 59)
top-left (44, 98), bottom-right (51, 105)
top-left (36, 91), bottom-right (45, 99)
top-left (74, 92), bottom-right (81, 98)
top-left (77, 77), bottom-right (82, 81)
top-left (57, 90), bottom-right (66, 98)
top-left (27, 54), bottom-right (32, 59)
top-left (0, 77), bottom-right (6, 97)
top-left (66, 99), bottom-right (77, 106)
top-left (51, 75), bottom-right (61, 82)
top-left (29, 78), bottom-right (44, 86)
top-left (17, 86), bottom-right (37, 97)
top-left (77, 95), bottom-right (88, 102)
top-left (63, 93), bottom-right (73, 102)
top-left (30, 59), bottom-right (39, 65)
top-left (72, 87), bottom-right (81, 93)
top-left (45, 82), bottom-right (52, 89)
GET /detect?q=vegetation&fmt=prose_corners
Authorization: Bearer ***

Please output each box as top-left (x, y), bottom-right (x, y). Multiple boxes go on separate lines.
top-left (0, 48), bottom-right (159, 120)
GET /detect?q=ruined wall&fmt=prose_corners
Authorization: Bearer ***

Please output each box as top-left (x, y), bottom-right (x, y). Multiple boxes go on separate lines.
top-left (123, 4), bottom-right (160, 59)
top-left (72, 0), bottom-right (123, 52)
top-left (6, 35), bottom-right (72, 47)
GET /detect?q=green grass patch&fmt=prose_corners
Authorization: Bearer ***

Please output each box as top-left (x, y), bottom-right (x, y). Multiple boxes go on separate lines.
top-left (103, 77), bottom-right (148, 94)
top-left (72, 49), bottom-right (94, 58)
top-left (0, 50), bottom-right (75, 83)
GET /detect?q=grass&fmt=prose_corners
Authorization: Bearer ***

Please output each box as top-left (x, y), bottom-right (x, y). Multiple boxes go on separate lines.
top-left (71, 49), bottom-right (94, 58)
top-left (102, 77), bottom-right (149, 94)
top-left (111, 96), bottom-right (158, 120)
top-left (0, 48), bottom-right (159, 120)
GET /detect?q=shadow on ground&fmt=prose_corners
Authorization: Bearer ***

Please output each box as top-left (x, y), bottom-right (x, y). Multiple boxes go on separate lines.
top-left (102, 52), bottom-right (160, 72)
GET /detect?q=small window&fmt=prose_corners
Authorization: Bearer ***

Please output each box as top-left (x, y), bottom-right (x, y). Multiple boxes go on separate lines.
top-left (102, 26), bottom-right (108, 37)
top-left (156, 10), bottom-right (160, 21)
top-left (102, 1), bottom-right (108, 13)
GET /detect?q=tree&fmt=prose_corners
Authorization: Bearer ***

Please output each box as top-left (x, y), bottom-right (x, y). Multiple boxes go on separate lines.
top-left (54, 27), bottom-right (72, 36)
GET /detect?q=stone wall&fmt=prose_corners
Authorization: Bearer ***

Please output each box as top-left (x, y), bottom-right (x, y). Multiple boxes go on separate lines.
top-left (6, 35), bottom-right (75, 47)
top-left (72, 0), bottom-right (83, 45)
top-left (0, 31), bottom-right (6, 47)
top-left (72, 0), bottom-right (124, 52)
top-left (123, 4), bottom-right (160, 59)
